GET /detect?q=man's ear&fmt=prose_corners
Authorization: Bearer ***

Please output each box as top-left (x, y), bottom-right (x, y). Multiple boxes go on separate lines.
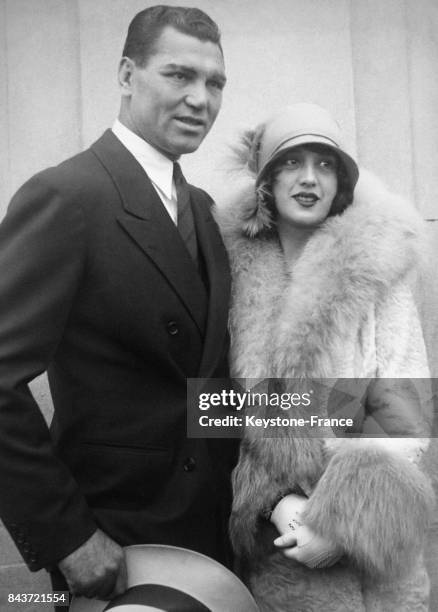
top-left (118, 57), bottom-right (135, 96)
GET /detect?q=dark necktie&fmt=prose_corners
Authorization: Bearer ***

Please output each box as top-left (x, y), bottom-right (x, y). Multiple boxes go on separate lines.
top-left (173, 162), bottom-right (198, 265)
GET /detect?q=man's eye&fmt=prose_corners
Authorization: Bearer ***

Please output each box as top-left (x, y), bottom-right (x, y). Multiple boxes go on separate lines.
top-left (209, 80), bottom-right (224, 91)
top-left (172, 72), bottom-right (187, 81)
top-left (284, 159), bottom-right (298, 167)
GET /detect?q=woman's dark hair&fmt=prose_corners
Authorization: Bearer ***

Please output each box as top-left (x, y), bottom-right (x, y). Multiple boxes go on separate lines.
top-left (122, 5), bottom-right (222, 66)
top-left (257, 143), bottom-right (354, 222)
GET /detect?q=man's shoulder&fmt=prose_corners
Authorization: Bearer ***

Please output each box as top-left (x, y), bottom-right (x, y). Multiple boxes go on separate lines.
top-left (47, 134), bottom-right (108, 183)
top-left (19, 133), bottom-right (114, 202)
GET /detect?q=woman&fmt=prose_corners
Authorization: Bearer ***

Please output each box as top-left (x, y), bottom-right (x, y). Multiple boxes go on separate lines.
top-left (219, 103), bottom-right (434, 611)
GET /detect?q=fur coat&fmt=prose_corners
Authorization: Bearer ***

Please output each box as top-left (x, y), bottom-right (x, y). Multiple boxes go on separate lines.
top-left (216, 170), bottom-right (435, 611)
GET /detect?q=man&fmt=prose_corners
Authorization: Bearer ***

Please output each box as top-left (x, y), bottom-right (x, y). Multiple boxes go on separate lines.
top-left (0, 5), bottom-right (235, 602)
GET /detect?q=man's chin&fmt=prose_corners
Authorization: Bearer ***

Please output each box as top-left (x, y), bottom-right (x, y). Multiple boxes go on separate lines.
top-left (168, 130), bottom-right (210, 154)
top-left (174, 139), bottom-right (205, 156)
top-left (157, 137), bottom-right (207, 160)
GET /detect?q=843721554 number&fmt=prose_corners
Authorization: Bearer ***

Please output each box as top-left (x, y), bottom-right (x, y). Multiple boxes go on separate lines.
top-left (7, 592), bottom-right (69, 606)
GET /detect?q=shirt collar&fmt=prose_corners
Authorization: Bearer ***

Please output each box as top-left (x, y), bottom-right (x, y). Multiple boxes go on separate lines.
top-left (112, 119), bottom-right (174, 200)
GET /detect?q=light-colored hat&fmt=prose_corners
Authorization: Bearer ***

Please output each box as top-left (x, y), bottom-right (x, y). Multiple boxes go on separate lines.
top-left (255, 102), bottom-right (359, 190)
top-left (70, 545), bottom-right (259, 612)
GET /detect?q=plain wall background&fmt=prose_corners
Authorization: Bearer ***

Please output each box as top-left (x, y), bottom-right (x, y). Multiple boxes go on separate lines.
top-left (1, 0), bottom-right (438, 605)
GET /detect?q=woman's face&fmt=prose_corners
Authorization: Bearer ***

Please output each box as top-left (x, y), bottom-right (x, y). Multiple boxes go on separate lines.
top-left (272, 145), bottom-right (338, 230)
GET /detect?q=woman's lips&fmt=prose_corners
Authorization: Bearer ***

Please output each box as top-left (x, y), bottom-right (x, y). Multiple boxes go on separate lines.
top-left (293, 192), bottom-right (319, 206)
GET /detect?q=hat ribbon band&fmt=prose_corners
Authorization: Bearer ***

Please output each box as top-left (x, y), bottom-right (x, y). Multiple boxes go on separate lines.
top-left (104, 584), bottom-right (212, 611)
top-left (268, 133), bottom-right (341, 163)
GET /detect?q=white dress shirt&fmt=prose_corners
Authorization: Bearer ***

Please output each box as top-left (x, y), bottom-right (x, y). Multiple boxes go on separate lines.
top-left (112, 119), bottom-right (178, 224)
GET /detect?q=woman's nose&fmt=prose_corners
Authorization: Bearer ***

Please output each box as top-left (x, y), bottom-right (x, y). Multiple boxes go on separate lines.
top-left (299, 162), bottom-right (317, 185)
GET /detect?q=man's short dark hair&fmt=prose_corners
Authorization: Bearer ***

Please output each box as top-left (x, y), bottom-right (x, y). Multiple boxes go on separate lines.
top-left (122, 5), bottom-right (222, 66)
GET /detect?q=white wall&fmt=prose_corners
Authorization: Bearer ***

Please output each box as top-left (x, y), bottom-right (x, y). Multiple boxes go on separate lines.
top-left (2, 0), bottom-right (438, 210)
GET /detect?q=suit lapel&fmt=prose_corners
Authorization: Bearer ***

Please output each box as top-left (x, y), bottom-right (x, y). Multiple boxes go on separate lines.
top-left (191, 193), bottom-right (231, 378)
top-left (91, 130), bottom-right (207, 335)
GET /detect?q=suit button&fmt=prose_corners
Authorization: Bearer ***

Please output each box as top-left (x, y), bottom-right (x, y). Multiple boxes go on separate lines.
top-left (167, 321), bottom-right (179, 336)
top-left (183, 457), bottom-right (196, 472)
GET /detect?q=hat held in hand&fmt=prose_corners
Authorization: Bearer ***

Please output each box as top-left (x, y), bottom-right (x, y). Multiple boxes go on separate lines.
top-left (70, 544), bottom-right (259, 612)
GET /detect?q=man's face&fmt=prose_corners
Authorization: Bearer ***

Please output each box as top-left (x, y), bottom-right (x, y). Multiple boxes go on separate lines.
top-left (119, 26), bottom-right (226, 159)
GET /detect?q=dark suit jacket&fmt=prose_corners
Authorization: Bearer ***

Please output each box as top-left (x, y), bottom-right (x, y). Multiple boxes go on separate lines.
top-left (0, 130), bottom-right (236, 571)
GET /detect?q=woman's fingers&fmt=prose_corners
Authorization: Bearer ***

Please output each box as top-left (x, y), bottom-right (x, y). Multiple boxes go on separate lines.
top-left (273, 533), bottom-right (297, 548)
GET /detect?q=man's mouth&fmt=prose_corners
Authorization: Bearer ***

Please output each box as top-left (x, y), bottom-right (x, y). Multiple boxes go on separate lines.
top-left (175, 116), bottom-right (205, 128)
top-left (293, 192), bottom-right (319, 206)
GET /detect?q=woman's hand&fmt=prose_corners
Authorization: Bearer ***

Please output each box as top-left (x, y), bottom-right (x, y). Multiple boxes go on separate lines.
top-left (270, 493), bottom-right (342, 568)
top-left (274, 526), bottom-right (343, 568)
top-left (270, 493), bottom-right (307, 534)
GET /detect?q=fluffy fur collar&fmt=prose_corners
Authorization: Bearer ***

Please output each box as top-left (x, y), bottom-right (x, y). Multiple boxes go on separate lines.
top-left (216, 169), bottom-right (427, 378)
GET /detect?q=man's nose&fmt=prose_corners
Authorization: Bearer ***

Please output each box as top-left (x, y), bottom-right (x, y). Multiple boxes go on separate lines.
top-left (185, 82), bottom-right (208, 109)
top-left (299, 162), bottom-right (317, 185)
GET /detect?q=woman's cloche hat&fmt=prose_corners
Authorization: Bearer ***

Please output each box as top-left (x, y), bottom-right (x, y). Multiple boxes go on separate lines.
top-left (254, 102), bottom-right (359, 189)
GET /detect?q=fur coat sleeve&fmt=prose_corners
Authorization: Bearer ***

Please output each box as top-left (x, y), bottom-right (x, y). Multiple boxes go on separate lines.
top-left (303, 438), bottom-right (434, 578)
top-left (303, 283), bottom-right (434, 579)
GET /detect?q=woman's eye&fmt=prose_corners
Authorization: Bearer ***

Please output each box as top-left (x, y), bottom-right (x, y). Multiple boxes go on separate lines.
top-left (284, 159), bottom-right (298, 167)
top-left (320, 159), bottom-right (336, 170)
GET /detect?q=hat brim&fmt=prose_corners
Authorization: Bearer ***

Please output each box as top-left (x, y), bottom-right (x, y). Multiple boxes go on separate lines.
top-left (257, 134), bottom-right (359, 192)
top-left (70, 545), bottom-right (259, 612)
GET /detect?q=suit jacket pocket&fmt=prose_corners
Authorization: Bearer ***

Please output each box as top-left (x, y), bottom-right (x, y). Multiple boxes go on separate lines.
top-left (73, 441), bottom-right (172, 509)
